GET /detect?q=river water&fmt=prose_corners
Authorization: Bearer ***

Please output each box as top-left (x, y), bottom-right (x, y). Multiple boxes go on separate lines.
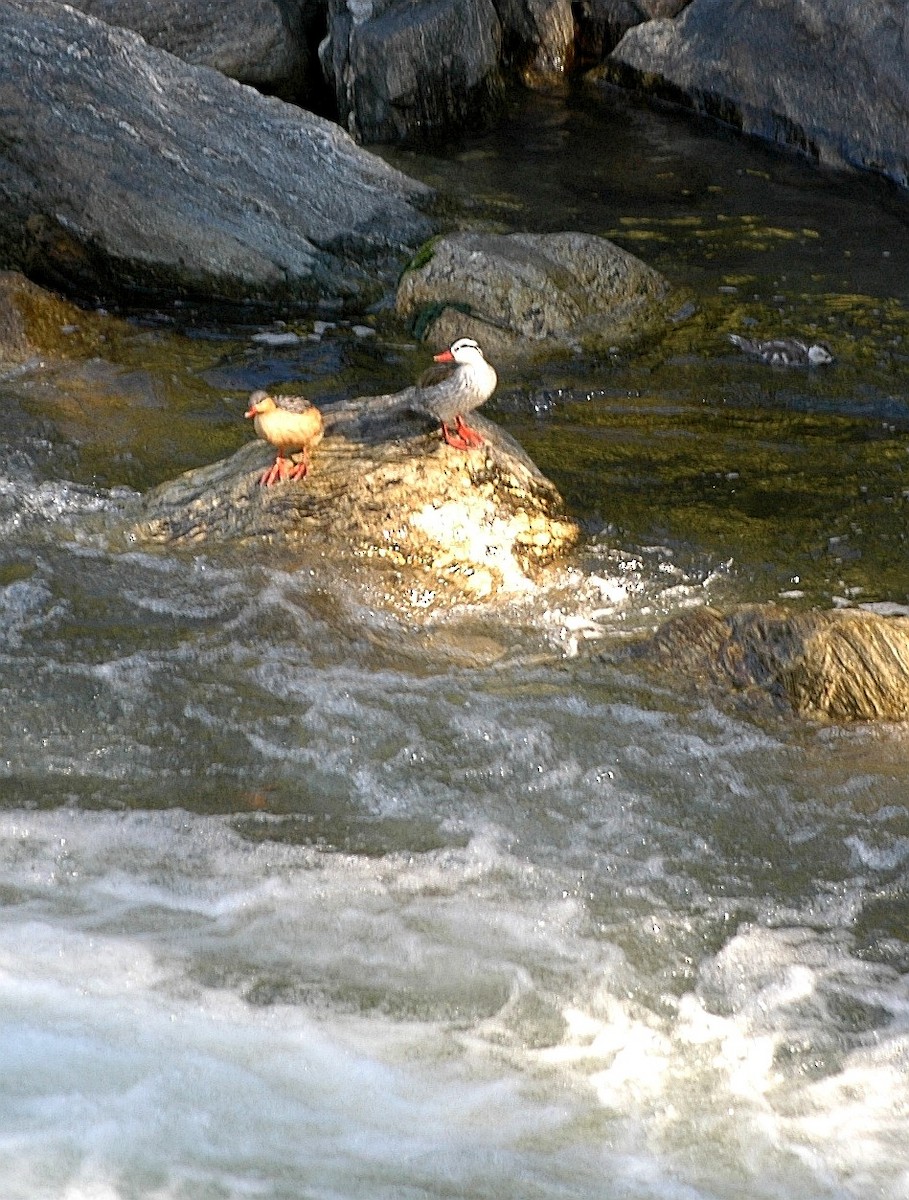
top-left (1, 85), bottom-right (908, 1199)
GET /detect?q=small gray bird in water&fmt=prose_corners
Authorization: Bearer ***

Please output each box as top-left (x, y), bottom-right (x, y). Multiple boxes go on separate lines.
top-left (729, 333), bottom-right (834, 366)
top-left (416, 337), bottom-right (498, 449)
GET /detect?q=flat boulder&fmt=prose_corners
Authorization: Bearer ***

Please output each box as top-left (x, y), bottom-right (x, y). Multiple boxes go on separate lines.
top-left (396, 231), bottom-right (671, 358)
top-left (631, 604), bottom-right (909, 722)
top-left (0, 0), bottom-right (434, 306)
top-left (133, 396), bottom-right (581, 607)
top-left (605, 0), bottom-right (909, 188)
top-left (65, 0), bottom-right (311, 98)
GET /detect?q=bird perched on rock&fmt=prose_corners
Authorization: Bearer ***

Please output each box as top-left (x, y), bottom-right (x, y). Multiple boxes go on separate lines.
top-left (244, 390), bottom-right (324, 486)
top-left (416, 337), bottom-right (498, 449)
top-left (729, 333), bottom-right (834, 366)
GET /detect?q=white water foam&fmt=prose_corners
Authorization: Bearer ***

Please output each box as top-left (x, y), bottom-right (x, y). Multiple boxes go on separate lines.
top-left (0, 810), bottom-right (907, 1200)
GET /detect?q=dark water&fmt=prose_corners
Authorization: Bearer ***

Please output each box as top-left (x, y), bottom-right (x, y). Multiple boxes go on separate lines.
top-left (0, 84), bottom-right (908, 1199)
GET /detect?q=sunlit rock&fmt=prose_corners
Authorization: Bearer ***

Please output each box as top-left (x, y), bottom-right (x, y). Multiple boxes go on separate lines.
top-left (0, 0), bottom-right (433, 305)
top-left (64, 0), bottom-right (313, 99)
top-left (396, 230), bottom-right (671, 358)
top-left (631, 604), bottom-right (909, 721)
top-left (133, 398), bottom-right (580, 606)
top-left (603, 0), bottom-right (909, 189)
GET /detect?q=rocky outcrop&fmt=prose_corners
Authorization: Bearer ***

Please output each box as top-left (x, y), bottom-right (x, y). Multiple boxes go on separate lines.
top-left (632, 605), bottom-right (909, 722)
top-left (575, 1), bottom-right (690, 60)
top-left (396, 231), bottom-right (671, 358)
top-left (495, 0), bottom-right (575, 83)
top-left (0, 0), bottom-right (433, 306)
top-left (605, 0), bottom-right (909, 188)
top-left (66, 0), bottom-right (314, 99)
top-left (319, 0), bottom-right (584, 144)
top-left (320, 0), bottom-right (505, 144)
top-left (133, 396), bottom-right (581, 606)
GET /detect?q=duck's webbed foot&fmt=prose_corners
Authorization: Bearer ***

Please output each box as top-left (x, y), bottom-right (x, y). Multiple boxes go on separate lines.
top-left (258, 455), bottom-right (291, 486)
top-left (441, 415), bottom-right (484, 450)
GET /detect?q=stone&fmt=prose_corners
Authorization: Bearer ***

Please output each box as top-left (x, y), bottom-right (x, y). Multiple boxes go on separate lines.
top-left (575, 0), bottom-right (691, 60)
top-left (395, 230), bottom-right (671, 358)
top-left (0, 272), bottom-right (118, 365)
top-left (66, 0), bottom-right (313, 98)
top-left (320, 0), bottom-right (504, 144)
top-left (133, 395), bottom-right (581, 607)
top-left (0, 0), bottom-right (434, 306)
top-left (631, 604), bottom-right (909, 722)
top-left (605, 0), bottom-right (909, 188)
top-left (494, 0), bottom-right (575, 83)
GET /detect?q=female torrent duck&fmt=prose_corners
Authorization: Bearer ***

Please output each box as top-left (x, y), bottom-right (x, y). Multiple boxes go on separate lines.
top-left (244, 390), bottom-right (324, 486)
top-left (417, 337), bottom-right (498, 449)
top-left (729, 333), bottom-right (834, 366)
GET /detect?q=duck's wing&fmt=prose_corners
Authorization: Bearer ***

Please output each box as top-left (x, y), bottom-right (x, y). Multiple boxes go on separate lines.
top-left (417, 361), bottom-right (456, 389)
top-left (274, 394), bottom-right (314, 414)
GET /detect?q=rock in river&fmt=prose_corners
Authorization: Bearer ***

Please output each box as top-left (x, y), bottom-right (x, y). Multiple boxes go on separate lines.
top-left (396, 231), bottom-right (671, 358)
top-left (0, 0), bottom-right (433, 305)
top-left (133, 394), bottom-right (581, 607)
top-left (605, 0), bottom-right (909, 189)
top-left (631, 604), bottom-right (909, 722)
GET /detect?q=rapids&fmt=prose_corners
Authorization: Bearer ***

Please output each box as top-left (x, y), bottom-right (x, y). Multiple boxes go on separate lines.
top-left (1, 85), bottom-right (908, 1199)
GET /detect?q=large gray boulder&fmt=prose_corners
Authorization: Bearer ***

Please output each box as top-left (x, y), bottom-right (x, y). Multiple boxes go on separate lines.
top-left (396, 231), bottom-right (671, 358)
top-left (320, 0), bottom-right (504, 144)
top-left (66, 0), bottom-right (313, 98)
top-left (0, 0), bottom-right (433, 305)
top-left (493, 0), bottom-right (575, 82)
top-left (606, 0), bottom-right (909, 188)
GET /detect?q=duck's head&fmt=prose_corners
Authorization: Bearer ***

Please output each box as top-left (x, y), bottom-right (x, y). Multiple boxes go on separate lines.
top-left (433, 337), bottom-right (486, 367)
top-left (244, 390), bottom-right (278, 418)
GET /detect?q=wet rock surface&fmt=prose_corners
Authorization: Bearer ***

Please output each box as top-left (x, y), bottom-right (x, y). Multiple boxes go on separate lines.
top-left (134, 396), bottom-right (581, 606)
top-left (0, 0), bottom-right (433, 306)
top-left (396, 230), bottom-right (671, 358)
top-left (631, 604), bottom-right (909, 722)
top-left (605, 0), bottom-right (909, 188)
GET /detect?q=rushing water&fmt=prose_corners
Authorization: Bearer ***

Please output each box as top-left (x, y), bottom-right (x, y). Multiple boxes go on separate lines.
top-left (1, 85), bottom-right (909, 1199)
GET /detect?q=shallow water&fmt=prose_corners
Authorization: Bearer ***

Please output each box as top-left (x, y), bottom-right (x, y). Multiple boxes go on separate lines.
top-left (1, 84), bottom-right (909, 1198)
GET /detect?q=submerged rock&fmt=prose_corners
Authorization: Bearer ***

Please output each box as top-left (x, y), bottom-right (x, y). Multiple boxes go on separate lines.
top-left (65, 0), bottom-right (313, 98)
top-left (604, 0), bottom-right (909, 188)
top-left (133, 394), bottom-right (581, 606)
top-left (396, 230), bottom-right (671, 358)
top-left (0, 0), bottom-right (433, 306)
top-left (632, 604), bottom-right (909, 722)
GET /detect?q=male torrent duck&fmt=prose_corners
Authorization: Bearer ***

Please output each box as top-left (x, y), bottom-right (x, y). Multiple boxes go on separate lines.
top-left (417, 337), bottom-right (498, 449)
top-left (729, 333), bottom-right (834, 366)
top-left (244, 390), bottom-right (325, 486)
